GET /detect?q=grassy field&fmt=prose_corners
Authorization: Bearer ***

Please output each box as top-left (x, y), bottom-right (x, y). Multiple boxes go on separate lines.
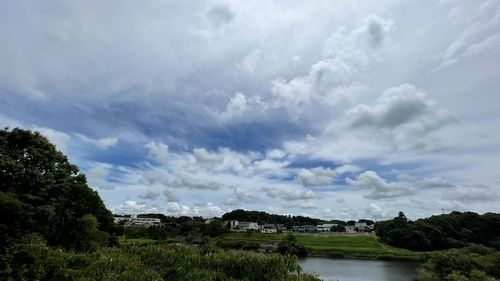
top-left (220, 232), bottom-right (419, 261)
top-left (118, 233), bottom-right (420, 261)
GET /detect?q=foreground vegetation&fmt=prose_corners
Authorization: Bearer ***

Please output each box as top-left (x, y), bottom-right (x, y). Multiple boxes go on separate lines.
top-left (418, 244), bottom-right (500, 281)
top-left (1, 235), bottom-right (319, 281)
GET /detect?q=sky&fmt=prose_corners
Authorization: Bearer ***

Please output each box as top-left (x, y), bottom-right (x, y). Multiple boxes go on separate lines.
top-left (1, 0), bottom-right (500, 221)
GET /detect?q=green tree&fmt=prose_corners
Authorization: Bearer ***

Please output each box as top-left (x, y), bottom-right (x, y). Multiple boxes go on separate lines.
top-left (0, 128), bottom-right (114, 251)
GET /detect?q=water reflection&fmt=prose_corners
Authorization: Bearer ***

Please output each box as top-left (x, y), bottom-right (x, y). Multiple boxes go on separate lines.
top-left (298, 257), bottom-right (418, 281)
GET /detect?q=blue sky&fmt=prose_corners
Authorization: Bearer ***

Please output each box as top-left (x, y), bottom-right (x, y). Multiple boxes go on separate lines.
top-left (1, 0), bottom-right (499, 220)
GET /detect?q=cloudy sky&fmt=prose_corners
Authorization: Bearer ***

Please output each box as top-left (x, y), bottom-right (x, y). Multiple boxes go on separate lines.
top-left (1, 0), bottom-right (499, 220)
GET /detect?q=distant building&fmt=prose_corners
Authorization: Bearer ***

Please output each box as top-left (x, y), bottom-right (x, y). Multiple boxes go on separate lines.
top-left (238, 222), bottom-right (259, 232)
top-left (225, 220), bottom-right (259, 232)
top-left (355, 222), bottom-right (367, 230)
top-left (292, 225), bottom-right (317, 233)
top-left (345, 225), bottom-right (357, 233)
top-left (261, 224), bottom-right (277, 234)
top-left (317, 224), bottom-right (337, 232)
top-left (204, 218), bottom-right (215, 224)
top-left (114, 216), bottom-right (161, 228)
top-left (226, 220), bottom-right (239, 231)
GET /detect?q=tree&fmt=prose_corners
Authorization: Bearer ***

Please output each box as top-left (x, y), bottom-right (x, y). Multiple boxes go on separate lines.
top-left (0, 128), bottom-right (114, 251)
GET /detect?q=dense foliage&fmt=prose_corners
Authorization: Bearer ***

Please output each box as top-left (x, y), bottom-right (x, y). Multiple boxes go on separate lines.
top-left (418, 244), bottom-right (500, 281)
top-left (277, 235), bottom-right (307, 257)
top-left (375, 211), bottom-right (500, 251)
top-left (1, 235), bottom-right (319, 281)
top-left (0, 128), bottom-right (114, 252)
top-left (222, 209), bottom-right (320, 227)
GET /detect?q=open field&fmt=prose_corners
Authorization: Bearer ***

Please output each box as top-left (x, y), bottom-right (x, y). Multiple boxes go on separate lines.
top-left (118, 233), bottom-right (420, 261)
top-left (219, 232), bottom-right (420, 261)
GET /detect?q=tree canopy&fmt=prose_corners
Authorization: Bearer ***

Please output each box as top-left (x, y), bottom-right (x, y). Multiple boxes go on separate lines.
top-left (0, 128), bottom-right (114, 251)
top-left (375, 211), bottom-right (500, 251)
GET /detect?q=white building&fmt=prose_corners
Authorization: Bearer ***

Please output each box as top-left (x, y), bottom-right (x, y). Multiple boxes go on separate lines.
top-left (113, 216), bottom-right (161, 227)
top-left (261, 224), bottom-right (277, 234)
top-left (355, 222), bottom-right (367, 230)
top-left (317, 224), bottom-right (337, 232)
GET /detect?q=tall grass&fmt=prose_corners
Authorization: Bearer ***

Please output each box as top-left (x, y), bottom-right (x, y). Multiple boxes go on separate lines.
top-left (1, 237), bottom-right (320, 281)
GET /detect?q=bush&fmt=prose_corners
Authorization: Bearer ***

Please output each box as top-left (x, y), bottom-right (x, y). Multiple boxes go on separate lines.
top-left (277, 235), bottom-right (307, 257)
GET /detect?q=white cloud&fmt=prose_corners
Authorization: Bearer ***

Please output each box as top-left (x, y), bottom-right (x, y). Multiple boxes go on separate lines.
top-left (75, 133), bottom-right (118, 150)
top-left (271, 15), bottom-right (393, 116)
top-left (35, 126), bottom-right (71, 153)
top-left (346, 171), bottom-right (414, 199)
top-left (86, 162), bottom-right (115, 190)
top-left (284, 83), bottom-right (458, 162)
top-left (138, 187), bottom-right (161, 200)
top-left (163, 188), bottom-right (179, 202)
top-left (297, 167), bottom-right (337, 187)
top-left (145, 141), bottom-right (169, 163)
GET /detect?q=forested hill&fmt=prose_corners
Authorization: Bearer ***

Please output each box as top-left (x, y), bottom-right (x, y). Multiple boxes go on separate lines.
top-left (375, 211), bottom-right (500, 251)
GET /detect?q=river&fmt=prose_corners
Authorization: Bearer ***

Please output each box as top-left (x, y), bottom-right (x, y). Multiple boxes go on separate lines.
top-left (298, 257), bottom-right (419, 281)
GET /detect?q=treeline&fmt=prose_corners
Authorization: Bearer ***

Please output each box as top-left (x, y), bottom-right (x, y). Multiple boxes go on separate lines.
top-left (375, 211), bottom-right (500, 251)
top-left (221, 209), bottom-right (373, 227)
top-left (121, 220), bottom-right (227, 240)
top-left (222, 209), bottom-right (319, 226)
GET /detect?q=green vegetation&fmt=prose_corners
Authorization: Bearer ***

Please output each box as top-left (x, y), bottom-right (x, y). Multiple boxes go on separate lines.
top-left (277, 235), bottom-right (307, 257)
top-left (418, 244), bottom-right (500, 281)
top-left (1, 234), bottom-right (320, 281)
top-left (375, 211), bottom-right (500, 251)
top-left (219, 232), bottom-right (419, 260)
top-left (0, 128), bottom-right (115, 252)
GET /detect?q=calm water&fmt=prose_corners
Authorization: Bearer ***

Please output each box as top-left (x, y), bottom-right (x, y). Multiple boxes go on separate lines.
top-left (299, 257), bottom-right (419, 281)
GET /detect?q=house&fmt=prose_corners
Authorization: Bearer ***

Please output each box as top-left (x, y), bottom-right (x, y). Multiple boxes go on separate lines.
top-left (317, 224), bottom-right (337, 232)
top-left (355, 222), bottom-right (367, 230)
top-left (345, 225), bottom-right (357, 233)
top-left (226, 220), bottom-right (239, 231)
top-left (292, 225), bottom-right (317, 233)
top-left (261, 224), bottom-right (277, 234)
top-left (226, 220), bottom-right (259, 232)
top-left (238, 221), bottom-right (259, 232)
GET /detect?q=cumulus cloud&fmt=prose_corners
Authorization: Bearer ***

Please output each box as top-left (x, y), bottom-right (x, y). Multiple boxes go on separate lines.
top-left (444, 184), bottom-right (500, 203)
top-left (263, 187), bottom-right (316, 201)
top-left (138, 188), bottom-right (161, 200)
top-left (145, 141), bottom-right (169, 163)
top-left (172, 175), bottom-right (223, 190)
top-left (163, 188), bottom-right (179, 202)
top-left (297, 167), bottom-right (337, 187)
top-left (345, 84), bottom-right (456, 130)
top-left (346, 171), bottom-right (414, 199)
top-left (284, 83), bottom-right (458, 162)
top-left (271, 15), bottom-right (393, 115)
top-left (217, 92), bottom-right (267, 121)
